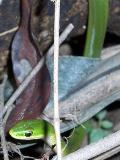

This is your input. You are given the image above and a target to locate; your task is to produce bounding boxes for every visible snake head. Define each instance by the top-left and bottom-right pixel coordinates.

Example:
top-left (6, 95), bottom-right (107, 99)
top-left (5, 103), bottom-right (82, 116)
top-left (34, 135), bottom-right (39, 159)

top-left (9, 119), bottom-right (56, 146)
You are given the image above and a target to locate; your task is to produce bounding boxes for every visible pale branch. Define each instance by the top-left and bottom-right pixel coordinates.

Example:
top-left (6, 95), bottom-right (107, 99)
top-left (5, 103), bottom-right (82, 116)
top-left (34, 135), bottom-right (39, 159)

top-left (47, 23), bottom-right (74, 57)
top-left (0, 75), bottom-right (9, 160)
top-left (53, 0), bottom-right (62, 159)
top-left (0, 122), bottom-right (9, 160)
top-left (93, 145), bottom-right (120, 160)
top-left (0, 26), bottom-right (18, 37)
top-left (0, 0), bottom-right (3, 5)
top-left (101, 45), bottom-right (120, 59)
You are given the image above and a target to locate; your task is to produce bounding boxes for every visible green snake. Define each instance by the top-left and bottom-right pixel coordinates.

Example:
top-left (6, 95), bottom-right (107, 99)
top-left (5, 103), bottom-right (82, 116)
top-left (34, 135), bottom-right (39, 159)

top-left (9, 119), bottom-right (66, 154)
top-left (9, 119), bottom-right (89, 156)
top-left (9, 0), bottom-right (109, 155)
top-left (9, 119), bottom-right (56, 145)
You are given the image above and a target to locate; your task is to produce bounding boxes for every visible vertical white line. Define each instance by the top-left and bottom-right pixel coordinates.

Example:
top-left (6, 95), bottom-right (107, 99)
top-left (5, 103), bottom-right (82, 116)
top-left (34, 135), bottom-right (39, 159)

top-left (53, 0), bottom-right (62, 160)
top-left (0, 0), bottom-right (3, 5)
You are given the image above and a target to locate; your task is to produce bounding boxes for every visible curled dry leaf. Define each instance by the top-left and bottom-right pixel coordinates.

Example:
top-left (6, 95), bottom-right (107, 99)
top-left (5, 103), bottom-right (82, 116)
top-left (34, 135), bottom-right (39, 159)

top-left (5, 0), bottom-right (51, 132)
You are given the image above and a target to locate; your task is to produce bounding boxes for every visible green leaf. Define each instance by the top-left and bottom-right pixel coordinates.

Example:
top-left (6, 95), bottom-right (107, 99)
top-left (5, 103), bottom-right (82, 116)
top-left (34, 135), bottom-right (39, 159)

top-left (83, 0), bottom-right (109, 58)
top-left (95, 110), bottom-right (107, 121)
top-left (100, 120), bottom-right (113, 129)
top-left (89, 128), bottom-right (109, 143)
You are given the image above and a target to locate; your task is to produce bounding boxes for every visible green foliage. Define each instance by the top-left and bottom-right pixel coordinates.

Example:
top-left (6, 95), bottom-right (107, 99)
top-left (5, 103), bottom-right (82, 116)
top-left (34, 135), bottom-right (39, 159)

top-left (100, 120), bottom-right (113, 129)
top-left (89, 110), bottom-right (113, 143)
top-left (89, 128), bottom-right (110, 143)
top-left (83, 0), bottom-right (109, 57)
top-left (95, 110), bottom-right (107, 121)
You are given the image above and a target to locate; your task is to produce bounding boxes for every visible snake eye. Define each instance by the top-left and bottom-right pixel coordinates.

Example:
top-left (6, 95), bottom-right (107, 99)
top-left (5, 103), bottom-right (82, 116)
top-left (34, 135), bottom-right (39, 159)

top-left (24, 131), bottom-right (33, 137)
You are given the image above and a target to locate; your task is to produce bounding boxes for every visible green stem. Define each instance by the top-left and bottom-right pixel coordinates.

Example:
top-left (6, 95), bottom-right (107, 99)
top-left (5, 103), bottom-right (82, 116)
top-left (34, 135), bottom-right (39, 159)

top-left (84, 0), bottom-right (109, 58)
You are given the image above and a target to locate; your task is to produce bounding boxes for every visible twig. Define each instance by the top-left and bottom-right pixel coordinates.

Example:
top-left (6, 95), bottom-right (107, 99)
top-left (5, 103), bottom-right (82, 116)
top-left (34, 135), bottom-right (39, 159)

top-left (0, 26), bottom-right (18, 37)
top-left (8, 142), bottom-right (24, 160)
top-left (0, 122), bottom-right (9, 160)
top-left (1, 23), bottom-right (74, 120)
top-left (101, 45), bottom-right (120, 59)
top-left (93, 145), bottom-right (120, 160)
top-left (0, 76), bottom-right (9, 160)
top-left (47, 23), bottom-right (74, 57)
top-left (53, 0), bottom-right (62, 160)
top-left (0, 0), bottom-right (3, 5)
top-left (62, 130), bottom-right (120, 160)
